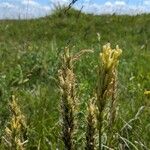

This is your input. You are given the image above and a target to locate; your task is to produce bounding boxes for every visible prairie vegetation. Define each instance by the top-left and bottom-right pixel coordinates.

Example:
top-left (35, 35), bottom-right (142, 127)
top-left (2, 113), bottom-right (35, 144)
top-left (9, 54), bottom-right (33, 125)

top-left (0, 8), bottom-right (150, 149)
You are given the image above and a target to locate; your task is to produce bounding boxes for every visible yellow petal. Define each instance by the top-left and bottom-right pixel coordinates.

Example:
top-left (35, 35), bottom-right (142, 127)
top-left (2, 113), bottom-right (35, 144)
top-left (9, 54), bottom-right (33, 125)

top-left (144, 91), bottom-right (150, 95)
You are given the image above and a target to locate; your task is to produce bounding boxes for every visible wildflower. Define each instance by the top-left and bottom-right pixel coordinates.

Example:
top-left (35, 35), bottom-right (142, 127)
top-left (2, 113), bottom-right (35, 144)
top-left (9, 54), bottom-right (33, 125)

top-left (100, 43), bottom-right (122, 70)
top-left (144, 90), bottom-right (150, 95)
top-left (97, 43), bottom-right (122, 150)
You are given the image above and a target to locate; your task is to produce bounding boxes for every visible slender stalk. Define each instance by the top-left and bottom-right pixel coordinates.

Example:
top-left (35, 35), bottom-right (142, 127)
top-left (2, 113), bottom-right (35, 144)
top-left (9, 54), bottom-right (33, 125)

top-left (107, 70), bottom-right (118, 147)
top-left (97, 69), bottom-right (110, 150)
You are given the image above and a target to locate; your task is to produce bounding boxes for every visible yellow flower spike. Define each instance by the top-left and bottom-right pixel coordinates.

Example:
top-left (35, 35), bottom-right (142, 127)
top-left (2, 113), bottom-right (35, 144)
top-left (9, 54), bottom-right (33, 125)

top-left (144, 90), bottom-right (150, 95)
top-left (107, 58), bottom-right (114, 70)
top-left (97, 43), bottom-right (122, 149)
top-left (104, 44), bottom-right (111, 57)
top-left (100, 43), bottom-right (122, 70)
top-left (115, 46), bottom-right (122, 57)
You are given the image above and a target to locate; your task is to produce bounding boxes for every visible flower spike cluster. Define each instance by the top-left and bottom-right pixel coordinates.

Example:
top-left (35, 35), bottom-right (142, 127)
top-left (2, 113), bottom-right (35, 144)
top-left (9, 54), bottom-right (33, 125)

top-left (100, 43), bottom-right (122, 70)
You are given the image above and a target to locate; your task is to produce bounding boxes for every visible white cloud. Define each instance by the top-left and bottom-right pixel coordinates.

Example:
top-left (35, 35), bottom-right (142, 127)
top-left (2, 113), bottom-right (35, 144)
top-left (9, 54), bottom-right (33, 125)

top-left (0, 2), bottom-right (15, 8)
top-left (144, 0), bottom-right (150, 5)
top-left (115, 1), bottom-right (126, 6)
top-left (0, 0), bottom-right (52, 19)
top-left (77, 0), bottom-right (150, 15)
top-left (43, 6), bottom-right (51, 11)
top-left (22, 0), bottom-right (40, 7)
top-left (104, 1), bottom-right (113, 7)
top-left (50, 0), bottom-right (70, 5)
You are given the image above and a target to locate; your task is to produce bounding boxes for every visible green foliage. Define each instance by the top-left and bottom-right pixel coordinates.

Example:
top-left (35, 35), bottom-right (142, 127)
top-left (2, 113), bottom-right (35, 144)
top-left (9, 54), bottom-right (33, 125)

top-left (0, 8), bottom-right (150, 149)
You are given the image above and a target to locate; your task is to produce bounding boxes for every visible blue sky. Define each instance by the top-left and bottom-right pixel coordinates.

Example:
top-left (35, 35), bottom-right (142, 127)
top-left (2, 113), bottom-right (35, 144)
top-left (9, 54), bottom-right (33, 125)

top-left (0, 0), bottom-right (150, 19)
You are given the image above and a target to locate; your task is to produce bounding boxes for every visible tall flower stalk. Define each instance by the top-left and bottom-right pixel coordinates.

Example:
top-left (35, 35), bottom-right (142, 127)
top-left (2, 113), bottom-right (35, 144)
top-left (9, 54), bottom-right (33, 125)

top-left (96, 43), bottom-right (122, 150)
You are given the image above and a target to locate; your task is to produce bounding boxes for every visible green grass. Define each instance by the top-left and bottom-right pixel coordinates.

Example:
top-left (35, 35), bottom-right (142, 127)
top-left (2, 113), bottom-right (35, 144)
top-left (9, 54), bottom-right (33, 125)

top-left (0, 8), bottom-right (150, 149)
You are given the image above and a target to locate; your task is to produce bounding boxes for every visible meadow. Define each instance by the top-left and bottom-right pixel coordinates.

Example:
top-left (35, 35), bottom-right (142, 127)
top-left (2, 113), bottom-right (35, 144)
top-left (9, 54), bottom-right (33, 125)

top-left (0, 8), bottom-right (150, 149)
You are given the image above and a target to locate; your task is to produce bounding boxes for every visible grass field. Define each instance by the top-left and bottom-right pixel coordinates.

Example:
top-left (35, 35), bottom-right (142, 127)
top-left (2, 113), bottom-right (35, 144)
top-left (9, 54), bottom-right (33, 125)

top-left (0, 8), bottom-right (150, 149)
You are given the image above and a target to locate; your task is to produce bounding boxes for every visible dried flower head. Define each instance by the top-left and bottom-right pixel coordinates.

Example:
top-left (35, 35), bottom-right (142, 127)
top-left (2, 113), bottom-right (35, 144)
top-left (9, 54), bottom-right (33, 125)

top-left (2, 95), bottom-right (27, 150)
top-left (58, 47), bottom-right (76, 150)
